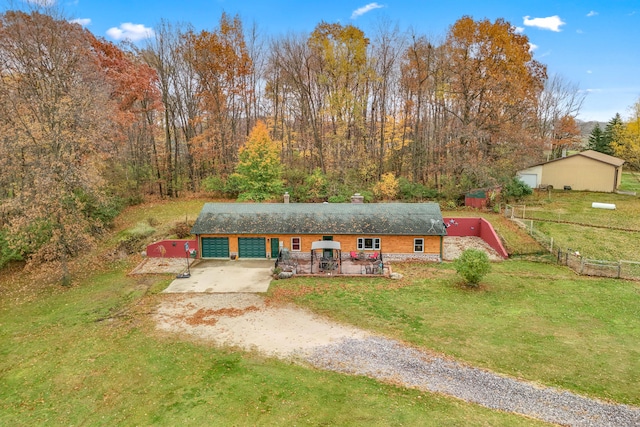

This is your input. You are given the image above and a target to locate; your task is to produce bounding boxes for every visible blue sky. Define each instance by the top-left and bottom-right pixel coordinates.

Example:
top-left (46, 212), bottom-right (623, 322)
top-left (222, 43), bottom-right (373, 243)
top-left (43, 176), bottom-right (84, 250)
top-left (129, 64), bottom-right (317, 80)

top-left (11, 0), bottom-right (640, 122)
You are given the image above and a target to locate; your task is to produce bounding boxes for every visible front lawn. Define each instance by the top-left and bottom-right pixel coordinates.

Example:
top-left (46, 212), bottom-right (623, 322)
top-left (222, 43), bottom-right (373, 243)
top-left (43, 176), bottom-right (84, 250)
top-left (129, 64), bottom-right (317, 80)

top-left (268, 260), bottom-right (640, 406)
top-left (0, 199), bottom-right (552, 426)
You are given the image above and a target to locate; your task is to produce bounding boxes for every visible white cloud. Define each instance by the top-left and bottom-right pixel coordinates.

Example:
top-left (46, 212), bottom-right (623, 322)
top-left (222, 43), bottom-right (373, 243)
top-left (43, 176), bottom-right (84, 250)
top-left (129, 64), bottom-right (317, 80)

top-left (24, 0), bottom-right (56, 6)
top-left (106, 23), bottom-right (155, 42)
top-left (351, 2), bottom-right (384, 19)
top-left (515, 26), bottom-right (525, 34)
top-left (587, 11), bottom-right (598, 17)
top-left (587, 70), bottom-right (592, 74)
top-left (523, 15), bottom-right (565, 32)
top-left (528, 43), bottom-right (538, 52)
top-left (70, 18), bottom-right (91, 27)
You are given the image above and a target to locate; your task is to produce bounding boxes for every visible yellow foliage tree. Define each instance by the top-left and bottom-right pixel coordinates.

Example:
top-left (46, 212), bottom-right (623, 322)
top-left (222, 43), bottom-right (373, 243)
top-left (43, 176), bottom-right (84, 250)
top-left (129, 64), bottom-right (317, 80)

top-left (233, 121), bottom-right (283, 201)
top-left (373, 172), bottom-right (399, 201)
top-left (612, 100), bottom-right (640, 170)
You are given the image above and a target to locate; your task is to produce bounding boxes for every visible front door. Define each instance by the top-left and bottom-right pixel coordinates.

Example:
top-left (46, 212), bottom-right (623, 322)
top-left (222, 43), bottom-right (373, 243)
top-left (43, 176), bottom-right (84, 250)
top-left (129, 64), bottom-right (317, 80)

top-left (322, 236), bottom-right (333, 259)
top-left (270, 238), bottom-right (280, 258)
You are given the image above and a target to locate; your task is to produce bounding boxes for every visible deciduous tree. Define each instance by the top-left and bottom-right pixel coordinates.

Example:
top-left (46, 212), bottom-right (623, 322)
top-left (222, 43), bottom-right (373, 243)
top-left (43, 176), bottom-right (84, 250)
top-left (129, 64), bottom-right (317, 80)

top-left (612, 102), bottom-right (640, 169)
top-left (188, 13), bottom-right (252, 176)
top-left (442, 17), bottom-right (546, 186)
top-left (0, 11), bottom-right (121, 283)
top-left (233, 121), bottom-right (283, 201)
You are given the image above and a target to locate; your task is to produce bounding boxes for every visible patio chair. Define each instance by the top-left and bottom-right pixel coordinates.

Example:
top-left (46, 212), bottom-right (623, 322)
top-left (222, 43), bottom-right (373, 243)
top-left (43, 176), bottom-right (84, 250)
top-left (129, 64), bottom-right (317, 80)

top-left (350, 251), bottom-right (359, 261)
top-left (368, 252), bottom-right (379, 261)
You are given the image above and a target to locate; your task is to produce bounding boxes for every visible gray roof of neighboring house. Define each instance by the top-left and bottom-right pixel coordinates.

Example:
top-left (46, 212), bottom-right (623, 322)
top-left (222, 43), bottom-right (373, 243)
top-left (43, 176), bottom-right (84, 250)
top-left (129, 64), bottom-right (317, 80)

top-left (191, 202), bottom-right (447, 236)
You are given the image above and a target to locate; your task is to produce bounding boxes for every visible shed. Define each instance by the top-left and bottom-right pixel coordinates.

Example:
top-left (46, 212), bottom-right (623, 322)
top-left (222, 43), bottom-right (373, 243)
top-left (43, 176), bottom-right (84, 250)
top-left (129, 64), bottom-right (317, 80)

top-left (464, 187), bottom-right (500, 209)
top-left (517, 150), bottom-right (624, 192)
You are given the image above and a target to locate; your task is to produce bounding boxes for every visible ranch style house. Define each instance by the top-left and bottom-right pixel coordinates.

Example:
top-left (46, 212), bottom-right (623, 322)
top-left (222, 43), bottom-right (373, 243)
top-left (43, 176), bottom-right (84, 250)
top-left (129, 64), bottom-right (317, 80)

top-left (190, 202), bottom-right (448, 264)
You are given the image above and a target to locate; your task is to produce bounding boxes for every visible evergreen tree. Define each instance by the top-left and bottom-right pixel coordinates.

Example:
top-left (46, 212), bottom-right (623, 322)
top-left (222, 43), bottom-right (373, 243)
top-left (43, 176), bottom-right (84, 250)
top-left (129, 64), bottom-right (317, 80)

top-left (587, 123), bottom-right (606, 152)
top-left (601, 113), bottom-right (625, 156)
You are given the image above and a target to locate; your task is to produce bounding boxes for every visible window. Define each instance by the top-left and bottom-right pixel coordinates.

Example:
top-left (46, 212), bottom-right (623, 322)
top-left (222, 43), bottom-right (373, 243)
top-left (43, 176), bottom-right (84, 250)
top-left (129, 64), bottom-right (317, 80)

top-left (357, 237), bottom-right (380, 250)
top-left (291, 237), bottom-right (301, 251)
top-left (414, 238), bottom-right (424, 253)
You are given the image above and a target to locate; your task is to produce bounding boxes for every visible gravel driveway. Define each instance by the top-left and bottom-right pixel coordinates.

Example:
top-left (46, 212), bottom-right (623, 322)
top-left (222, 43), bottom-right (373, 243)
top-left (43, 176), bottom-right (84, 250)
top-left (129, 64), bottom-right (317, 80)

top-left (155, 293), bottom-right (640, 427)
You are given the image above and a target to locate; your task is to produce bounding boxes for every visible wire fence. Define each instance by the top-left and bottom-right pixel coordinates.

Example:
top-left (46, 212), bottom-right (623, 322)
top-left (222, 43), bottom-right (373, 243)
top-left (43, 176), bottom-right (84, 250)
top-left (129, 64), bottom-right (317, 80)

top-left (505, 205), bottom-right (640, 281)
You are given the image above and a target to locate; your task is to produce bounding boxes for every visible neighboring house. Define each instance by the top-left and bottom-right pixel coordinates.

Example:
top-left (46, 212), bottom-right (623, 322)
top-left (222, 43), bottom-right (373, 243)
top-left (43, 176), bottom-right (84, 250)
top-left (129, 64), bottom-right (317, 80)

top-left (191, 202), bottom-right (448, 262)
top-left (517, 150), bottom-right (625, 192)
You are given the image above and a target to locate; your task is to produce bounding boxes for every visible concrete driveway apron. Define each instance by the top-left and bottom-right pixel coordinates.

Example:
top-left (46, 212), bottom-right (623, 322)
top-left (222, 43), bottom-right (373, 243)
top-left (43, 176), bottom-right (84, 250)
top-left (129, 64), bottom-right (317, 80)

top-left (163, 259), bottom-right (273, 293)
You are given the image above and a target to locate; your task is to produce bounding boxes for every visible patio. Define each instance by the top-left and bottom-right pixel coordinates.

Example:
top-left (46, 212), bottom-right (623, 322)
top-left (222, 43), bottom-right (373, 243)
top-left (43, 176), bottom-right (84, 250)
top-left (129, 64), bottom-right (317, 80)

top-left (276, 243), bottom-right (387, 276)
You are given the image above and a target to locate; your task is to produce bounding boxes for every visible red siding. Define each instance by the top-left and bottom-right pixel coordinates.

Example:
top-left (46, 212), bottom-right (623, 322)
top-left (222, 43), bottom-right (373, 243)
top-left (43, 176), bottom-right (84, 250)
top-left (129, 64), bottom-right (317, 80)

top-left (464, 196), bottom-right (487, 209)
top-left (443, 217), bottom-right (508, 258)
top-left (146, 239), bottom-right (198, 258)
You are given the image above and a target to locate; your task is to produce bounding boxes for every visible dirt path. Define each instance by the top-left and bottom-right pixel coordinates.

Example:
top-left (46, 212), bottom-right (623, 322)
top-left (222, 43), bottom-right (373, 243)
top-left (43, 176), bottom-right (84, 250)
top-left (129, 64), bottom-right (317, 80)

top-left (155, 293), bottom-right (370, 358)
top-left (154, 293), bottom-right (640, 426)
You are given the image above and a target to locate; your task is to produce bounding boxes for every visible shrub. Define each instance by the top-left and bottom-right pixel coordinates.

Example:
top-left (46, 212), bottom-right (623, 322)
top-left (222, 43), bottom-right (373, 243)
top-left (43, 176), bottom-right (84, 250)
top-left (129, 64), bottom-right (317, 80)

top-left (453, 249), bottom-right (491, 287)
top-left (117, 222), bottom-right (156, 254)
top-left (0, 229), bottom-right (23, 268)
top-left (303, 168), bottom-right (329, 202)
top-left (171, 221), bottom-right (194, 239)
top-left (201, 175), bottom-right (226, 195)
top-left (223, 174), bottom-right (243, 199)
top-left (503, 177), bottom-right (533, 201)
top-left (328, 194), bottom-right (348, 203)
top-left (398, 177), bottom-right (439, 201)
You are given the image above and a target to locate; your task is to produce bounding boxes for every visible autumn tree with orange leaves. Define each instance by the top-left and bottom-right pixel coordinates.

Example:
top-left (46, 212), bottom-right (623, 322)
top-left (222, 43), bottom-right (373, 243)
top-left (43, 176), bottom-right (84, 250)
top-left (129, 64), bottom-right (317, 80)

top-left (0, 11), bottom-right (127, 282)
top-left (441, 16), bottom-right (547, 186)
top-left (188, 13), bottom-right (253, 176)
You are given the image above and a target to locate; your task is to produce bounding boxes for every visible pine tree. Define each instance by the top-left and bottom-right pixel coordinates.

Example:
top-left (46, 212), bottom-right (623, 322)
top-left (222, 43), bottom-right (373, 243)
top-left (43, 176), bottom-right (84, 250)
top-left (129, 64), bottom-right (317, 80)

top-left (601, 114), bottom-right (625, 156)
top-left (587, 123), bottom-right (607, 153)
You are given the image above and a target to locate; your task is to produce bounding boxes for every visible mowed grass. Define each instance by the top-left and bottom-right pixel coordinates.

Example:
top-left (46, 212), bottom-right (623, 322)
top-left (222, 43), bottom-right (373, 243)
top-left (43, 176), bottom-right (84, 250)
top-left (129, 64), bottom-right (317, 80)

top-left (620, 171), bottom-right (640, 193)
top-left (268, 261), bottom-right (640, 406)
top-left (2, 193), bottom-right (638, 425)
top-left (0, 203), bottom-right (551, 426)
top-left (510, 173), bottom-right (640, 261)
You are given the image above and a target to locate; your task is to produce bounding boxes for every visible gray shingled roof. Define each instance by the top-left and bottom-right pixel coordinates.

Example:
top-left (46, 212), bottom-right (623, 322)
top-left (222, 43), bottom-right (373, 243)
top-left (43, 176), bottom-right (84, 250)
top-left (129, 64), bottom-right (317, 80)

top-left (191, 203), bottom-right (447, 236)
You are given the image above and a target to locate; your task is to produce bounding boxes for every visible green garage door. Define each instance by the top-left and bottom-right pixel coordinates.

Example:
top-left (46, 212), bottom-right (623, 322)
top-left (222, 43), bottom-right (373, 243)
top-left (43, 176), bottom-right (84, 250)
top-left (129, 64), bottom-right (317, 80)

top-left (238, 237), bottom-right (266, 258)
top-left (201, 237), bottom-right (229, 258)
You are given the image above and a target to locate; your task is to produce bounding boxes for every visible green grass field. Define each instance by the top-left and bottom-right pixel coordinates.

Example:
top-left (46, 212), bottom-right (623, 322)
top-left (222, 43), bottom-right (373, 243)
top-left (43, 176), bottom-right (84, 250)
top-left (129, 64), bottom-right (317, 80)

top-left (619, 171), bottom-right (640, 193)
top-left (1, 194), bottom-right (639, 425)
top-left (505, 172), bottom-right (640, 261)
top-left (268, 262), bottom-right (640, 406)
top-left (0, 200), bottom-right (554, 426)
top-left (3, 270), bottom-right (543, 426)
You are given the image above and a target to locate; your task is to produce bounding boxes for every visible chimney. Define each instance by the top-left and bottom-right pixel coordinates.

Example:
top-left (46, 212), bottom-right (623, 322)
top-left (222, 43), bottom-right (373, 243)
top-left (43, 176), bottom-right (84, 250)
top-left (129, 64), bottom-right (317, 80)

top-left (351, 193), bottom-right (364, 204)
top-left (284, 192), bottom-right (290, 204)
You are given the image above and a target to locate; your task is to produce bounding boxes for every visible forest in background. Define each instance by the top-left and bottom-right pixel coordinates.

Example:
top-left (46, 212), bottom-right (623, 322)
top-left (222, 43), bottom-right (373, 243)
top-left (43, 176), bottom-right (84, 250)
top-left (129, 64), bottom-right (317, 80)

top-left (1, 7), bottom-right (639, 281)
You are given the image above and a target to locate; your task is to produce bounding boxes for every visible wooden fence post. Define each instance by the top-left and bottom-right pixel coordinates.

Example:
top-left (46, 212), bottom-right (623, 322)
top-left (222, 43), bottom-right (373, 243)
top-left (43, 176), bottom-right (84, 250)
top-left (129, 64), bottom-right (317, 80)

top-left (617, 262), bottom-right (622, 279)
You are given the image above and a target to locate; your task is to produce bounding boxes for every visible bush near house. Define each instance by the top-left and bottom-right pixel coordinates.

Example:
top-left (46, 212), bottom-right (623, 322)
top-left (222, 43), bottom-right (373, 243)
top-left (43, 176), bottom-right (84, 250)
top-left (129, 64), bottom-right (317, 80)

top-left (453, 248), bottom-right (491, 286)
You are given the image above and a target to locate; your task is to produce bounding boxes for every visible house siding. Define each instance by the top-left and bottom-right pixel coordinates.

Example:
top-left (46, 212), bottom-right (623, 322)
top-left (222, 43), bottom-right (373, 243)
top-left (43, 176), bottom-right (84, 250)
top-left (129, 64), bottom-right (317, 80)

top-left (542, 156), bottom-right (618, 192)
top-left (198, 233), bottom-right (442, 259)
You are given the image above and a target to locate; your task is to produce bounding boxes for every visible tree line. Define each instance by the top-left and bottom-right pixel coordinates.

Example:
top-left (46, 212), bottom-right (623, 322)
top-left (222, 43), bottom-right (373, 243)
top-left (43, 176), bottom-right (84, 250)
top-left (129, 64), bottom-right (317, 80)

top-left (1, 8), bottom-right (638, 279)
